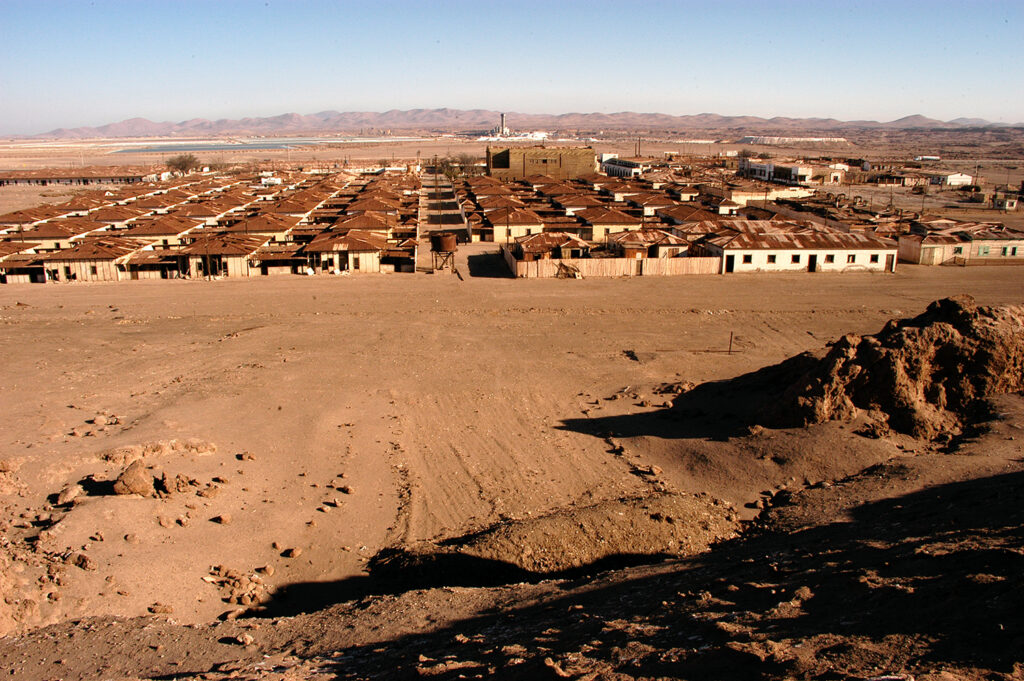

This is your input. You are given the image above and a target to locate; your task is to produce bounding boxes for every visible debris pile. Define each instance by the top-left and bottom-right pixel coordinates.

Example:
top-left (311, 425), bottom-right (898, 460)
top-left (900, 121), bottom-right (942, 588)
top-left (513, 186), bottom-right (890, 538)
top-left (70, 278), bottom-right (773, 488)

top-left (204, 565), bottom-right (272, 609)
top-left (766, 296), bottom-right (1024, 439)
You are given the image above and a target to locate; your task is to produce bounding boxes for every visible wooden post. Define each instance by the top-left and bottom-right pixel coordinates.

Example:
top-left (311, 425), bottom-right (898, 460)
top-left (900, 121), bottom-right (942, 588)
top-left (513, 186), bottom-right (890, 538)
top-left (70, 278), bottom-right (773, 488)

top-left (728, 331), bottom-right (734, 354)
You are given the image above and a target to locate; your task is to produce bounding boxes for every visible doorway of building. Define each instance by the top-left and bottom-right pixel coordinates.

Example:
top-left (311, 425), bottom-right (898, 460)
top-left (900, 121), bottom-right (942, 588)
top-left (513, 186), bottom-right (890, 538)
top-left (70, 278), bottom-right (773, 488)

top-left (808, 254), bottom-right (818, 272)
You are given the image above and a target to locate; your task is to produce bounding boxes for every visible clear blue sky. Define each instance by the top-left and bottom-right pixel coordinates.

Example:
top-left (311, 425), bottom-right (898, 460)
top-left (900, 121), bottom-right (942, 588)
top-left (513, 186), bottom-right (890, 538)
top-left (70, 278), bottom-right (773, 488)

top-left (1, 0), bottom-right (1021, 135)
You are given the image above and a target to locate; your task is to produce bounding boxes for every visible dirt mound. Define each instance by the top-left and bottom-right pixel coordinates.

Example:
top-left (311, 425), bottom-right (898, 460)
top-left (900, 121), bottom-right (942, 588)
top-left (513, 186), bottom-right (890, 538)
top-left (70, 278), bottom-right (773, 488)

top-left (373, 492), bottom-right (739, 579)
top-left (665, 296), bottom-right (1024, 442)
top-left (764, 296), bottom-right (1024, 439)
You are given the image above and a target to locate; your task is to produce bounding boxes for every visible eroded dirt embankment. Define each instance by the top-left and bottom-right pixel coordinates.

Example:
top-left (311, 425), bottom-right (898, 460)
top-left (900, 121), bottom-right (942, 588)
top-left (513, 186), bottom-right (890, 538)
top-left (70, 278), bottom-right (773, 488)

top-left (368, 491), bottom-right (740, 584)
top-left (670, 295), bottom-right (1024, 443)
top-left (766, 295), bottom-right (1024, 439)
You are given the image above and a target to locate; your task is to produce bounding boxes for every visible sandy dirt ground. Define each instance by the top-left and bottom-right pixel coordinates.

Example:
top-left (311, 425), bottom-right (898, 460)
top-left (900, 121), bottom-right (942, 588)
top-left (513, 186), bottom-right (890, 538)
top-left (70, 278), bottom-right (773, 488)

top-left (0, 263), bottom-right (1022, 679)
top-left (0, 262), bottom-right (1021, 633)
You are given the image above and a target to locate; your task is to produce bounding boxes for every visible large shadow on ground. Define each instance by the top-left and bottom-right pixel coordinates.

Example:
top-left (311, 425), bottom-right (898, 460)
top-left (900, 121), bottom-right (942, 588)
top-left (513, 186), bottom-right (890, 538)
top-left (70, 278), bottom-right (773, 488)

top-left (466, 250), bottom-right (513, 278)
top-left (424, 191), bottom-right (455, 201)
top-left (300, 469), bottom-right (1024, 679)
top-left (558, 353), bottom-right (820, 442)
top-left (256, 549), bottom-right (672, 619)
top-left (424, 213), bottom-right (465, 225)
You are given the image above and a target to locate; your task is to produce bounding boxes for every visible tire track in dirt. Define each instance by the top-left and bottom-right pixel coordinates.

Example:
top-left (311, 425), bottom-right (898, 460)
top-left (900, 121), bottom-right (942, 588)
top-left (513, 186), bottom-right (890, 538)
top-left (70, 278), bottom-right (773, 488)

top-left (392, 387), bottom-right (651, 544)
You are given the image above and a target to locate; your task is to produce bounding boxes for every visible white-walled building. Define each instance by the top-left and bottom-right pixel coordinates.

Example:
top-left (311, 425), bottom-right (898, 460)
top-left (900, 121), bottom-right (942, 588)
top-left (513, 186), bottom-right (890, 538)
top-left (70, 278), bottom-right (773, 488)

top-left (601, 158), bottom-right (650, 178)
top-left (929, 172), bottom-right (974, 187)
top-left (691, 221), bottom-right (897, 274)
top-left (738, 158), bottom-right (814, 185)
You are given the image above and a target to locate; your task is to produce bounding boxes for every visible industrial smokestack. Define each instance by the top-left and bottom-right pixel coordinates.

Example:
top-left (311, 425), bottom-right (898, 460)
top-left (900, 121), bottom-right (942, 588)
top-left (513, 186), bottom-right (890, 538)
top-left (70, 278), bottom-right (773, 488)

top-left (500, 113), bottom-right (506, 134)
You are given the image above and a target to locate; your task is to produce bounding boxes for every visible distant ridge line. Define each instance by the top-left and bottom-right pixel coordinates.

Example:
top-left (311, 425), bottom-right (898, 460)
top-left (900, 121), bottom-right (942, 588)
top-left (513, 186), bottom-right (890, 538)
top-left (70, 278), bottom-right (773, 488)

top-left (18, 108), bottom-right (1023, 140)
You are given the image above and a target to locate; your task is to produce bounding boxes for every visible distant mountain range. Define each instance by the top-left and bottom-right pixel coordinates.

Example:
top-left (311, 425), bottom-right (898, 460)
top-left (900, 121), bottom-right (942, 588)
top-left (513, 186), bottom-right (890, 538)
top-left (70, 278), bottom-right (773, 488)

top-left (22, 109), bottom-right (1023, 139)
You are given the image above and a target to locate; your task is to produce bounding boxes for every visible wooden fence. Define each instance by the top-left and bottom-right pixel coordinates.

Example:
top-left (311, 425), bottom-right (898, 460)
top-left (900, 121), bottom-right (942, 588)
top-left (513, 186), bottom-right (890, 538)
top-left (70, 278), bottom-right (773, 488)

top-left (502, 247), bottom-right (721, 278)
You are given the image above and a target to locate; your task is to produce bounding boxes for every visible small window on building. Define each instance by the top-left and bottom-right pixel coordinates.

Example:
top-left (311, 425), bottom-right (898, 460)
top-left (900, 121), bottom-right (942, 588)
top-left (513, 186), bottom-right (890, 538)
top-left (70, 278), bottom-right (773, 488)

top-left (978, 246), bottom-right (990, 256)
top-left (824, 254), bottom-right (835, 263)
top-left (791, 254), bottom-right (800, 264)
top-left (352, 255), bottom-right (360, 270)
top-left (847, 254), bottom-right (856, 263)
top-left (1001, 247), bottom-right (1009, 256)
top-left (953, 246), bottom-right (963, 254)
top-left (742, 254), bottom-right (752, 264)
top-left (767, 254), bottom-right (776, 264)
top-left (870, 254), bottom-right (879, 263)
top-left (90, 265), bottom-right (98, 275)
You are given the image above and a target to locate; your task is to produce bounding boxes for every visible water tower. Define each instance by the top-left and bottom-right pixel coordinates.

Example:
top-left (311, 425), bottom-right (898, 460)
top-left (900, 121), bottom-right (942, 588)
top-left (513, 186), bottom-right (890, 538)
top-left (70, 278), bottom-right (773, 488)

top-left (429, 232), bottom-right (457, 271)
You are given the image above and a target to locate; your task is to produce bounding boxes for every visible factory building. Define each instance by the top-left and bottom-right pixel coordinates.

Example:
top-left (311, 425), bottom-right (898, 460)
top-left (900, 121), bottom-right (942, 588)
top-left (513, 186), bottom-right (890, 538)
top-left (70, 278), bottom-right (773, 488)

top-left (486, 146), bottom-right (597, 181)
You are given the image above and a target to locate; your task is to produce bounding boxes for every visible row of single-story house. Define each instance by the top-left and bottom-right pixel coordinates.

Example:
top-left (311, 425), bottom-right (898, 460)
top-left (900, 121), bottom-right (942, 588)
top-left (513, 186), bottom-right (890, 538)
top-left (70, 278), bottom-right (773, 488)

top-left (501, 220), bottom-right (899, 278)
top-left (0, 169), bottom-right (429, 283)
top-left (690, 222), bottom-right (898, 274)
top-left (0, 227), bottom-right (415, 283)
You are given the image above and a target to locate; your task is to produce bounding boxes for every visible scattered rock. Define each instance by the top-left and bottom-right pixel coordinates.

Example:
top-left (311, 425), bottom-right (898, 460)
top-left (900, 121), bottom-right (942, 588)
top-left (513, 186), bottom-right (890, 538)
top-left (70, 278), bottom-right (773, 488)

top-left (197, 485), bottom-right (220, 498)
top-left (113, 461), bottom-right (155, 497)
top-left (544, 657), bottom-right (573, 678)
top-left (282, 547), bottom-right (302, 558)
top-left (208, 566), bottom-right (270, 606)
top-left (793, 585), bottom-right (814, 601)
top-left (56, 484), bottom-right (83, 506)
top-left (211, 514), bottom-right (232, 525)
top-left (148, 602), bottom-right (174, 614)
top-left (160, 472), bottom-right (199, 495)
top-left (70, 553), bottom-right (97, 571)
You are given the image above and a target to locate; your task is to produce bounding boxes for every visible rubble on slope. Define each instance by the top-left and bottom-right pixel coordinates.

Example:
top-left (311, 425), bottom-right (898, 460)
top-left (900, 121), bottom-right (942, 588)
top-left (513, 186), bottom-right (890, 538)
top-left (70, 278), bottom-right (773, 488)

top-left (766, 295), bottom-right (1024, 440)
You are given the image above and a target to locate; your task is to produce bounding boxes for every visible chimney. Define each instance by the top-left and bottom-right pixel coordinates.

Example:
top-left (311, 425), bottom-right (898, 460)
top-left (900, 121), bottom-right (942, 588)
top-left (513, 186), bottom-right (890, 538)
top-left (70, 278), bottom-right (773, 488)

top-left (500, 113), bottom-right (506, 134)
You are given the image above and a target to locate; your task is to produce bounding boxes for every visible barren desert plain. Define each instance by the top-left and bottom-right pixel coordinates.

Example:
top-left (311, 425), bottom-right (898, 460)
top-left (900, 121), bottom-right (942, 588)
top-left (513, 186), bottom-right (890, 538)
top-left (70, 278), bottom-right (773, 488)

top-left (1, 255), bottom-right (1023, 679)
